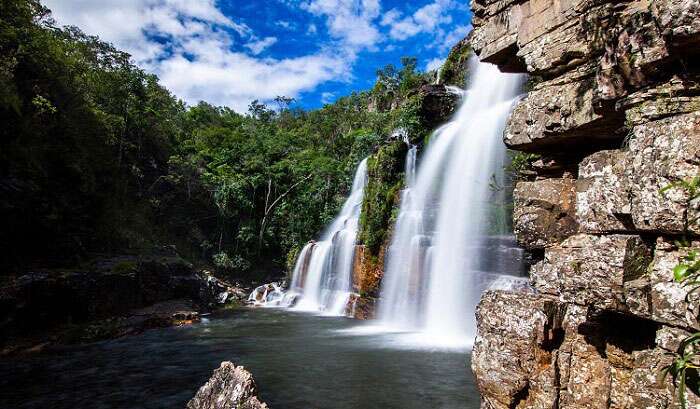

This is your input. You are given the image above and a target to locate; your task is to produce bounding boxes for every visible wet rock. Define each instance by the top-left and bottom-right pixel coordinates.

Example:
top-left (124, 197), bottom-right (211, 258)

top-left (187, 361), bottom-right (268, 409)
top-left (416, 84), bottom-right (459, 131)
top-left (345, 293), bottom-right (376, 320)
top-left (513, 178), bottom-right (579, 249)
top-left (352, 245), bottom-right (383, 298)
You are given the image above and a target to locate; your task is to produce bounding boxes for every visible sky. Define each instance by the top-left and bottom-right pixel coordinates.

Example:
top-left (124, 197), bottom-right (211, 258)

top-left (43, 0), bottom-right (472, 112)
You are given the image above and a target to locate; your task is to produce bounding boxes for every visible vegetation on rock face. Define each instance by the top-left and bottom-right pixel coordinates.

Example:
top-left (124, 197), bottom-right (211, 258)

top-left (438, 38), bottom-right (472, 88)
top-left (0, 0), bottom-right (437, 281)
top-left (358, 141), bottom-right (407, 257)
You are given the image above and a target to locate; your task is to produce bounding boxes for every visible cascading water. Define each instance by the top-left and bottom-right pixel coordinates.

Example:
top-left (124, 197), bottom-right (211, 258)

top-left (377, 58), bottom-right (524, 347)
top-left (276, 158), bottom-right (369, 315)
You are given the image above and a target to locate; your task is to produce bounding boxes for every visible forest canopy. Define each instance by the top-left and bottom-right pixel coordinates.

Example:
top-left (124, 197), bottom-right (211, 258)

top-left (0, 0), bottom-right (434, 279)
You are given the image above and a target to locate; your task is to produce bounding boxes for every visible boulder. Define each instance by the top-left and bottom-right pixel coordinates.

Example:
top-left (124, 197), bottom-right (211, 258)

top-left (471, 290), bottom-right (562, 409)
top-left (513, 178), bottom-right (579, 249)
top-left (187, 362), bottom-right (268, 409)
top-left (416, 84), bottom-right (459, 131)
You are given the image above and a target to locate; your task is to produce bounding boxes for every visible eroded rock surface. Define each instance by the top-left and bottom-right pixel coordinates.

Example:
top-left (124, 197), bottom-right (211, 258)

top-left (471, 0), bottom-right (700, 407)
top-left (187, 362), bottom-right (268, 409)
top-left (513, 178), bottom-right (579, 249)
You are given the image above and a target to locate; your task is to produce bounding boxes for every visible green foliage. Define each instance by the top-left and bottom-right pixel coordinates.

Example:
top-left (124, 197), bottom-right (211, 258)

top-left (0, 0), bottom-right (433, 280)
top-left (674, 250), bottom-right (700, 292)
top-left (506, 151), bottom-right (540, 180)
top-left (371, 57), bottom-right (432, 114)
top-left (438, 40), bottom-right (472, 87)
top-left (358, 141), bottom-right (407, 255)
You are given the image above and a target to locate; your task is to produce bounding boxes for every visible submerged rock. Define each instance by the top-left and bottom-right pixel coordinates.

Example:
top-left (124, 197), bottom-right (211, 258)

top-left (187, 361), bottom-right (268, 409)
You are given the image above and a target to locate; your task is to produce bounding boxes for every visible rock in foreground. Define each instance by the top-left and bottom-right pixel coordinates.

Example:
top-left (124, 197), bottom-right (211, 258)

top-left (188, 362), bottom-right (269, 409)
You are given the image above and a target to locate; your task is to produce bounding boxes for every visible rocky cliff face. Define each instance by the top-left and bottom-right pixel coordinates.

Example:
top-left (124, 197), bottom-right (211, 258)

top-left (470, 0), bottom-right (700, 407)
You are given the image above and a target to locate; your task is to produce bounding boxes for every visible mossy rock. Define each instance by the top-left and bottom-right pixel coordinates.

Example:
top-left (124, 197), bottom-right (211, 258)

top-left (358, 141), bottom-right (407, 255)
top-left (439, 38), bottom-right (472, 88)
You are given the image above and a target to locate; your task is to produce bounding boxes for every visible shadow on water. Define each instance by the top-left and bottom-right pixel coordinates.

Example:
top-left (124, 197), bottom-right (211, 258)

top-left (0, 308), bottom-right (480, 409)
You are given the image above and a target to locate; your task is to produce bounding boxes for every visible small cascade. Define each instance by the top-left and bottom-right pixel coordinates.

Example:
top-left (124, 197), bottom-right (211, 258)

top-left (377, 58), bottom-right (525, 348)
top-left (248, 282), bottom-right (285, 307)
top-left (445, 85), bottom-right (467, 99)
top-left (265, 158), bottom-right (368, 315)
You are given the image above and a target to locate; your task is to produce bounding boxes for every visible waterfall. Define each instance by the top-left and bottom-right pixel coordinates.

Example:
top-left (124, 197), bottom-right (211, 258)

top-left (280, 158), bottom-right (368, 315)
top-left (377, 59), bottom-right (524, 347)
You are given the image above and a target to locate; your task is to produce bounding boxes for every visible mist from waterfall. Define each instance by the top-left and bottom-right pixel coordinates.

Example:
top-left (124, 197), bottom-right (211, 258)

top-left (275, 158), bottom-right (369, 315)
top-left (377, 59), bottom-right (524, 348)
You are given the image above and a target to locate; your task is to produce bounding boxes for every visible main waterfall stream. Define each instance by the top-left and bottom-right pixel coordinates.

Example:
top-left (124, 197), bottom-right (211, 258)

top-left (377, 59), bottom-right (524, 348)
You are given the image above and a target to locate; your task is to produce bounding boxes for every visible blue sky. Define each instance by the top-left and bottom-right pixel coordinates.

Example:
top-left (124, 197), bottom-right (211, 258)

top-left (44, 0), bottom-right (472, 112)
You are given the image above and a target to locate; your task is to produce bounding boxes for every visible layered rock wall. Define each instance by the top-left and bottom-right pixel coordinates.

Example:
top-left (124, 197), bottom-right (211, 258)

top-left (470, 0), bottom-right (700, 407)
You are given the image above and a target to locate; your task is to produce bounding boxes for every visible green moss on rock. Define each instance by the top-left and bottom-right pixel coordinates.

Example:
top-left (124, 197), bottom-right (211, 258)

top-left (358, 141), bottom-right (408, 256)
top-left (439, 38), bottom-right (472, 88)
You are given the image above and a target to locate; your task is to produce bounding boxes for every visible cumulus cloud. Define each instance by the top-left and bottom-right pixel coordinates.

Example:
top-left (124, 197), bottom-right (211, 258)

top-left (43, 0), bottom-right (470, 111)
top-left (426, 57), bottom-right (444, 72)
top-left (43, 0), bottom-right (353, 111)
top-left (321, 92), bottom-right (335, 104)
top-left (301, 0), bottom-right (382, 50)
top-left (244, 37), bottom-right (278, 55)
top-left (382, 0), bottom-right (457, 41)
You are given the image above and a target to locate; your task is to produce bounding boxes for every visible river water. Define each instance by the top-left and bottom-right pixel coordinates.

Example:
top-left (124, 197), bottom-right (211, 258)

top-left (0, 308), bottom-right (479, 409)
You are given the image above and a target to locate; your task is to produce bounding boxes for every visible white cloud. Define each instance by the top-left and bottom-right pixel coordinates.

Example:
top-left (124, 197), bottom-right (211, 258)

top-left (43, 0), bottom-right (353, 111)
top-left (426, 57), bottom-right (444, 72)
top-left (442, 24), bottom-right (472, 49)
top-left (244, 36), bottom-right (278, 55)
top-left (321, 92), bottom-right (335, 104)
top-left (301, 0), bottom-right (382, 49)
top-left (43, 0), bottom-right (470, 111)
top-left (382, 0), bottom-right (456, 41)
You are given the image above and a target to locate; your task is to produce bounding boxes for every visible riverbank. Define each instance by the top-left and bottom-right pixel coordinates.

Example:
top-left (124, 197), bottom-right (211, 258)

top-left (0, 255), bottom-right (250, 356)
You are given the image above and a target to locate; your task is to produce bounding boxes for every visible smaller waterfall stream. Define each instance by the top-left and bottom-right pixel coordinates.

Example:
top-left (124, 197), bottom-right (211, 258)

top-left (253, 158), bottom-right (368, 315)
